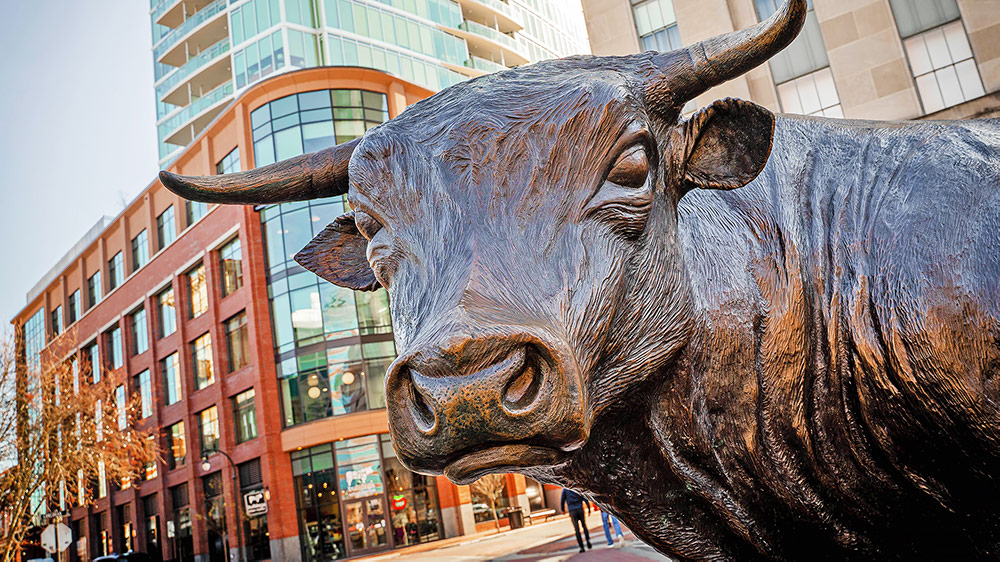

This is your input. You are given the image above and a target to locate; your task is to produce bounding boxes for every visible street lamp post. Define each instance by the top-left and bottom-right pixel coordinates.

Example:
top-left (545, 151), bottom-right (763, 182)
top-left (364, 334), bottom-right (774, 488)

top-left (201, 449), bottom-right (245, 562)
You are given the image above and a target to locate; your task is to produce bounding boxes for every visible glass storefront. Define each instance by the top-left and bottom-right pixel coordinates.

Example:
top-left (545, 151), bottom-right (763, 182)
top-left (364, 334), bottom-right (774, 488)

top-left (254, 89), bottom-right (399, 429)
top-left (292, 434), bottom-right (442, 560)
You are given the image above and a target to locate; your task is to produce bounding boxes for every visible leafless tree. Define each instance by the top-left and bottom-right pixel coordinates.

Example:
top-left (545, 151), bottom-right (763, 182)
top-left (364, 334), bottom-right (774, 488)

top-left (471, 474), bottom-right (508, 532)
top-left (0, 328), bottom-right (157, 562)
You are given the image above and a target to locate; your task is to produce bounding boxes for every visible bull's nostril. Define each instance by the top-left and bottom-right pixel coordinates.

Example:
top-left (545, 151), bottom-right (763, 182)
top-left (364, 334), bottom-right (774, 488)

top-left (403, 367), bottom-right (436, 432)
top-left (502, 349), bottom-right (543, 412)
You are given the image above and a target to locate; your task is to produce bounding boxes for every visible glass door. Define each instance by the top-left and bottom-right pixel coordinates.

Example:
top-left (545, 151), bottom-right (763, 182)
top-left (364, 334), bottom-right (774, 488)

top-left (344, 496), bottom-right (390, 556)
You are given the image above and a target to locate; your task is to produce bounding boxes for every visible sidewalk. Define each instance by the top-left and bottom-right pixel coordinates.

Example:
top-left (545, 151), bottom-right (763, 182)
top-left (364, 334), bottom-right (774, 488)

top-left (359, 511), bottom-right (671, 561)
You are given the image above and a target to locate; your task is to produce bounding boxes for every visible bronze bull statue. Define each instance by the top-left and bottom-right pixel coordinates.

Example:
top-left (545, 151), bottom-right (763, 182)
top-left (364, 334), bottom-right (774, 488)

top-left (160, 0), bottom-right (1000, 558)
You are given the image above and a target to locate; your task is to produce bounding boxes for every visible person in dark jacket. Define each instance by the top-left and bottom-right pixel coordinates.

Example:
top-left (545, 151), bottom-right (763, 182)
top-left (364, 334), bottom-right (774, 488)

top-left (560, 488), bottom-right (592, 552)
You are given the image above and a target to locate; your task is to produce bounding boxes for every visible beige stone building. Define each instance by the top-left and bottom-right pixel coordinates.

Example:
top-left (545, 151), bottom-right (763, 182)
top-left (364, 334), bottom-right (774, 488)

top-left (582, 0), bottom-right (1000, 120)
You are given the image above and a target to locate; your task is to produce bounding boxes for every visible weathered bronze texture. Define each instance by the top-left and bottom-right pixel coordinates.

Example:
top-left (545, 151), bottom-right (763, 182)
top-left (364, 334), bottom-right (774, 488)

top-left (160, 0), bottom-right (1000, 558)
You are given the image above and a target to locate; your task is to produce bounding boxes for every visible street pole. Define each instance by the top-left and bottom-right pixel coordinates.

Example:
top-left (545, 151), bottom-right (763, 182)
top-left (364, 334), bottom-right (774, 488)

top-left (201, 450), bottom-right (245, 562)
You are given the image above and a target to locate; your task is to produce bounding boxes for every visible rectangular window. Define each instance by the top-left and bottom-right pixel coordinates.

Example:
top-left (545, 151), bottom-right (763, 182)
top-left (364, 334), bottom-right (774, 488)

top-left (87, 271), bottom-right (102, 309)
top-left (132, 230), bottom-right (149, 272)
top-left (191, 333), bottom-right (215, 390)
top-left (890, 0), bottom-right (961, 38)
top-left (216, 147), bottom-right (241, 174)
top-left (776, 67), bottom-right (844, 117)
top-left (136, 370), bottom-right (152, 419)
top-left (233, 388), bottom-right (258, 443)
top-left (156, 206), bottom-right (176, 251)
top-left (131, 307), bottom-right (148, 355)
top-left (115, 385), bottom-right (127, 429)
top-left (105, 325), bottom-right (123, 370)
top-left (161, 353), bottom-right (182, 405)
top-left (108, 252), bottom-right (124, 291)
top-left (756, 0), bottom-right (831, 83)
top-left (68, 290), bottom-right (81, 324)
top-left (198, 406), bottom-right (220, 456)
top-left (86, 342), bottom-right (101, 383)
top-left (631, 0), bottom-right (681, 51)
top-left (158, 286), bottom-right (176, 338)
top-left (226, 312), bottom-right (251, 372)
top-left (167, 421), bottom-right (186, 469)
top-left (144, 436), bottom-right (159, 480)
top-left (188, 264), bottom-right (208, 318)
top-left (50, 305), bottom-right (63, 336)
top-left (220, 237), bottom-right (244, 297)
top-left (901, 20), bottom-right (985, 114)
top-left (186, 201), bottom-right (209, 226)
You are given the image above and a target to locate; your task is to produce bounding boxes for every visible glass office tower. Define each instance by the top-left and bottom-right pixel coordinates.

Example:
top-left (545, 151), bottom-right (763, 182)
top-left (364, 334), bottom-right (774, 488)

top-left (150, 0), bottom-right (590, 165)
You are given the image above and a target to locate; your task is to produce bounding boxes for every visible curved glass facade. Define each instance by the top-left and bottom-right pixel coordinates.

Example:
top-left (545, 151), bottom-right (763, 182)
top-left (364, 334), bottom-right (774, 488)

top-left (254, 90), bottom-right (396, 428)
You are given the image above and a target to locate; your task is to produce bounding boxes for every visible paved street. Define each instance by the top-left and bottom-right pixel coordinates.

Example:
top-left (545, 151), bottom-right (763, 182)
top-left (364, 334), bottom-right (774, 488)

top-left (362, 512), bottom-right (670, 561)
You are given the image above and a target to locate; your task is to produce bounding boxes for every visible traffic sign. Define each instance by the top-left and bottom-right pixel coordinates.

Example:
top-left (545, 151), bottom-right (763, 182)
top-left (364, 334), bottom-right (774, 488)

top-left (40, 522), bottom-right (72, 553)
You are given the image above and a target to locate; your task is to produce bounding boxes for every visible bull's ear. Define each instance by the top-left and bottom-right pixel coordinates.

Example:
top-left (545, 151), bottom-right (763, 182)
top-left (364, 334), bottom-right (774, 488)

top-left (674, 98), bottom-right (775, 191)
top-left (294, 212), bottom-right (380, 291)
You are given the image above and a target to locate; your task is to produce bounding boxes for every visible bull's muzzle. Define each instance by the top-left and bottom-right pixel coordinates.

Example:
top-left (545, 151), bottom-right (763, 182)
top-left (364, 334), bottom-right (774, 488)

top-left (385, 336), bottom-right (587, 484)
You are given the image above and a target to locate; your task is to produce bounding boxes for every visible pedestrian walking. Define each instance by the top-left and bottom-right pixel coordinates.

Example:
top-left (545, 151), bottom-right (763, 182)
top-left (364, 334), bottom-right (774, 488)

top-left (601, 510), bottom-right (626, 547)
top-left (560, 488), bottom-right (593, 553)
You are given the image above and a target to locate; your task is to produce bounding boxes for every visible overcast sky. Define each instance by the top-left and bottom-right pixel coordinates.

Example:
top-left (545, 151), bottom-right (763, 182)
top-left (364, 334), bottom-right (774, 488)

top-left (0, 1), bottom-right (159, 328)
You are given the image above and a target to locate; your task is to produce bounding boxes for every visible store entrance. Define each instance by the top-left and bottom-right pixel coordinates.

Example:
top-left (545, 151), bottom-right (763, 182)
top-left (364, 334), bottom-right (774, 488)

top-left (344, 496), bottom-right (391, 557)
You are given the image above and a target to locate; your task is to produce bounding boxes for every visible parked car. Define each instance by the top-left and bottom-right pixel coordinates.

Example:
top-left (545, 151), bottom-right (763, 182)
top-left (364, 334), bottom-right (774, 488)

top-left (93, 552), bottom-right (153, 562)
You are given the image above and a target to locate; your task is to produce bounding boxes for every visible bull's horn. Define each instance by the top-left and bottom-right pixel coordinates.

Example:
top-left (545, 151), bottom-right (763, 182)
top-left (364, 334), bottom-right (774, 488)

top-left (159, 137), bottom-right (361, 204)
top-left (646, 0), bottom-right (807, 110)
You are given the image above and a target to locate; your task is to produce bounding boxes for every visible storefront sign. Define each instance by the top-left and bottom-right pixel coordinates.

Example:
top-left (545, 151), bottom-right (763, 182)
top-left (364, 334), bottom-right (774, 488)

top-left (244, 490), bottom-right (268, 517)
top-left (391, 494), bottom-right (407, 511)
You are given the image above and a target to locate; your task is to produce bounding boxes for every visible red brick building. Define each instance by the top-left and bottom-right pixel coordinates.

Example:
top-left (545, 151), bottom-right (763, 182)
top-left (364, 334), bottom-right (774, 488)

top-left (12, 66), bottom-right (559, 562)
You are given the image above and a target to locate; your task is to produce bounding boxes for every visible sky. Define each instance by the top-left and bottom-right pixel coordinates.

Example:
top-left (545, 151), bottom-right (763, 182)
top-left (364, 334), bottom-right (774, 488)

top-left (0, 1), bottom-right (159, 328)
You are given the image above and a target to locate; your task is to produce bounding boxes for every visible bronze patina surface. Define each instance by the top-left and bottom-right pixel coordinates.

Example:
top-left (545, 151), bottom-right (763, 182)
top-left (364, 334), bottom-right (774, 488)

top-left (160, 1), bottom-right (1000, 558)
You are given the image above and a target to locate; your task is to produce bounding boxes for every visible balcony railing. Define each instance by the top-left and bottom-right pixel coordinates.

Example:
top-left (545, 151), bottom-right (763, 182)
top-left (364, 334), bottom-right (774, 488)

top-left (155, 38), bottom-right (230, 99)
top-left (458, 19), bottom-right (523, 54)
top-left (469, 0), bottom-right (521, 26)
top-left (151, 0), bottom-right (179, 20)
top-left (153, 0), bottom-right (227, 61)
top-left (157, 80), bottom-right (234, 139)
top-left (467, 55), bottom-right (505, 73)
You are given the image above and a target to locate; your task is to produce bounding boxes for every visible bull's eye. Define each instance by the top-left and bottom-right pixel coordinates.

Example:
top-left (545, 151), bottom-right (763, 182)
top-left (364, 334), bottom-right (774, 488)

top-left (606, 145), bottom-right (649, 188)
top-left (354, 211), bottom-right (382, 240)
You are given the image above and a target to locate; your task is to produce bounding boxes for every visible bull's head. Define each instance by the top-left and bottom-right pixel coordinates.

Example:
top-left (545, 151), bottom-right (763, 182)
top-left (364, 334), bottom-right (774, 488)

top-left (161, 0), bottom-right (805, 484)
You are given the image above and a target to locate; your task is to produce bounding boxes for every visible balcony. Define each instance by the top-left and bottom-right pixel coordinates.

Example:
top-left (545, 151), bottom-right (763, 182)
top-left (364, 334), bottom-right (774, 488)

top-left (442, 19), bottom-right (528, 66)
top-left (158, 81), bottom-right (234, 147)
top-left (455, 0), bottom-right (522, 33)
top-left (156, 38), bottom-right (231, 106)
top-left (153, 0), bottom-right (219, 28)
top-left (153, 0), bottom-right (228, 66)
top-left (443, 54), bottom-right (508, 78)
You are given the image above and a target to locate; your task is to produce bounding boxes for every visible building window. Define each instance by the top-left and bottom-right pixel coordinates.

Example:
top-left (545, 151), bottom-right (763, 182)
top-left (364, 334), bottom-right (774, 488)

top-left (631, 0), bottom-right (682, 52)
top-left (115, 385), bottom-right (127, 429)
top-left (203, 471), bottom-right (227, 558)
top-left (890, 0), bottom-right (961, 38)
top-left (220, 237), bottom-right (243, 297)
top-left (131, 307), bottom-right (149, 355)
top-left (188, 264), bottom-right (208, 318)
top-left (167, 421), bottom-right (186, 469)
top-left (158, 286), bottom-right (176, 337)
top-left (142, 493), bottom-right (160, 556)
top-left (105, 325), bottom-right (123, 370)
top-left (776, 67), bottom-right (844, 117)
top-left (192, 333), bottom-right (215, 390)
top-left (186, 201), bottom-right (209, 227)
top-left (132, 229), bottom-right (149, 272)
top-left (216, 147), bottom-right (241, 174)
top-left (171, 484), bottom-right (194, 560)
top-left (108, 252), bottom-right (124, 291)
top-left (162, 353), bottom-right (182, 405)
top-left (899, 19), bottom-right (985, 114)
top-left (68, 290), bottom-right (81, 324)
top-left (144, 435), bottom-right (159, 480)
top-left (226, 312), bottom-right (251, 373)
top-left (85, 342), bottom-right (101, 383)
top-left (238, 458), bottom-right (271, 560)
top-left (50, 305), bottom-right (63, 336)
top-left (233, 388), bottom-right (258, 443)
top-left (198, 406), bottom-right (221, 456)
top-left (87, 271), bottom-right (102, 309)
top-left (136, 370), bottom-right (153, 419)
top-left (156, 206), bottom-right (176, 251)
